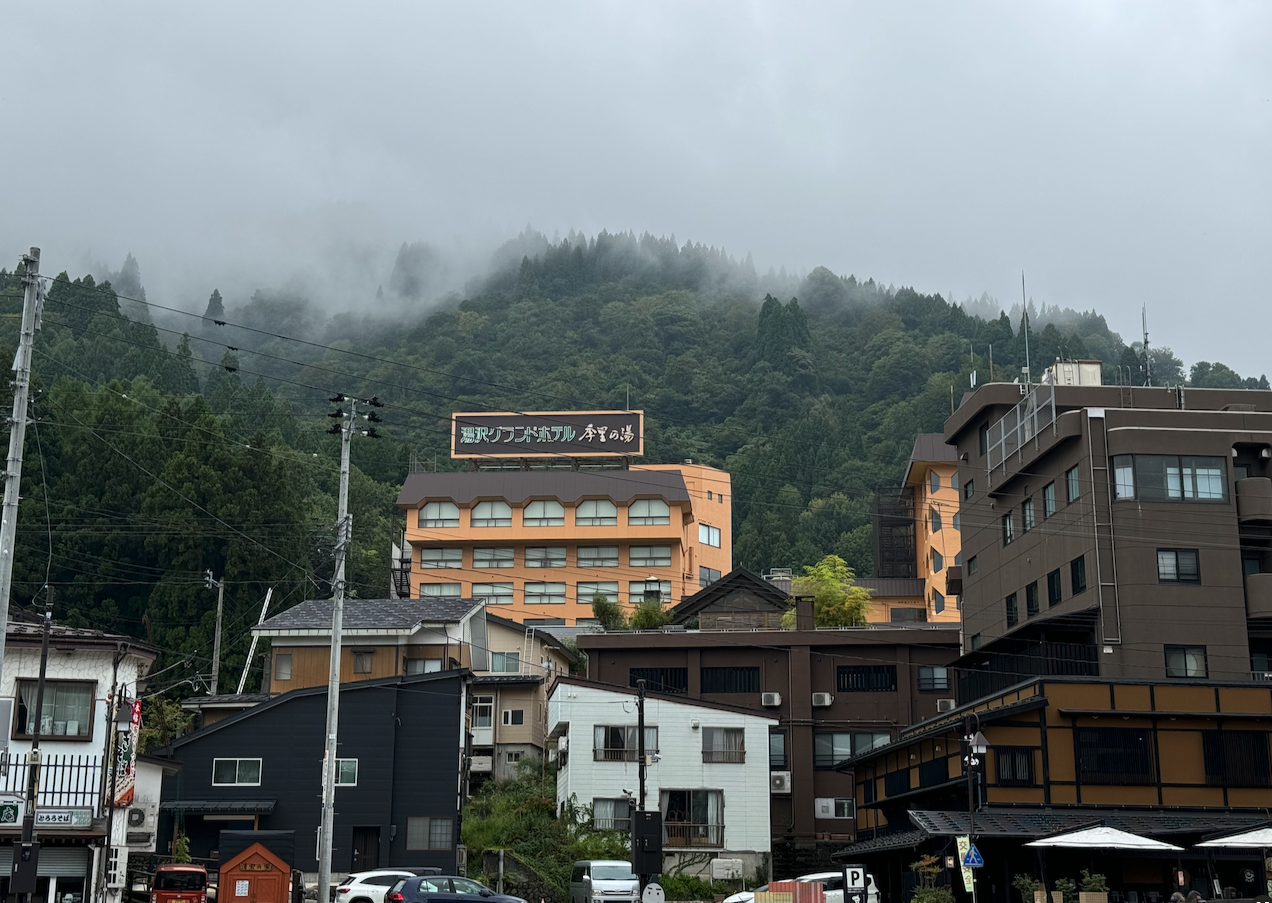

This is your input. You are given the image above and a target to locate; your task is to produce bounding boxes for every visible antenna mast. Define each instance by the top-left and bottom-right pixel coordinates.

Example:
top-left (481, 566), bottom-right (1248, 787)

top-left (1142, 304), bottom-right (1153, 387)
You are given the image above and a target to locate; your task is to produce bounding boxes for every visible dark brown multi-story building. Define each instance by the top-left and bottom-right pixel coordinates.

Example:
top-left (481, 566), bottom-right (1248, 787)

top-left (946, 379), bottom-right (1272, 695)
top-left (576, 570), bottom-right (961, 874)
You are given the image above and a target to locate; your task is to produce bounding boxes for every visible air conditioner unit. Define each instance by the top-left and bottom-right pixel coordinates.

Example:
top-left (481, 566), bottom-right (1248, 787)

top-left (937, 698), bottom-right (957, 713)
top-left (811, 692), bottom-right (833, 707)
top-left (770, 771), bottom-right (792, 794)
top-left (761, 692), bottom-right (782, 707)
top-left (127, 808), bottom-right (146, 827)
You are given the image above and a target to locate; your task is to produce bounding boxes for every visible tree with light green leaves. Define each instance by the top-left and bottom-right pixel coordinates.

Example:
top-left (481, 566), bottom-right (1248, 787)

top-left (781, 554), bottom-right (872, 628)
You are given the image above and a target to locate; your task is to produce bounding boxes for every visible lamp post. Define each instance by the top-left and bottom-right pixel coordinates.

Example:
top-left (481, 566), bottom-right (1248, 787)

top-left (963, 720), bottom-right (988, 903)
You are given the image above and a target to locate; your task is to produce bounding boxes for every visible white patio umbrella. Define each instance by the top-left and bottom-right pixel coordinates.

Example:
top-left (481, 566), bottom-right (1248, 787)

top-left (1197, 826), bottom-right (1272, 848)
top-left (1025, 826), bottom-right (1184, 851)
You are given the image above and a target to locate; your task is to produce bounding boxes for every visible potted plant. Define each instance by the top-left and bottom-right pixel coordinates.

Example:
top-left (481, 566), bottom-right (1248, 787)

top-left (1055, 878), bottom-right (1078, 903)
top-left (1012, 874), bottom-right (1043, 903)
top-left (1078, 870), bottom-right (1109, 903)
top-left (909, 855), bottom-right (955, 903)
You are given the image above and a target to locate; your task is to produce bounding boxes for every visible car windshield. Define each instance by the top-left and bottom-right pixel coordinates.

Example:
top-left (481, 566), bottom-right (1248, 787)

top-left (155, 873), bottom-right (207, 891)
top-left (592, 867), bottom-right (635, 881)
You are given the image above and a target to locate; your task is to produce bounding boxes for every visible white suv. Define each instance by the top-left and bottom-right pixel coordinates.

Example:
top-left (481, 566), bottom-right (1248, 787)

top-left (336, 872), bottom-right (418, 903)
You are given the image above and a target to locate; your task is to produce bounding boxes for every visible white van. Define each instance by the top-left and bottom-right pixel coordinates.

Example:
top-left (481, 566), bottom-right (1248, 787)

top-left (722, 871), bottom-right (880, 903)
top-left (569, 861), bottom-right (640, 903)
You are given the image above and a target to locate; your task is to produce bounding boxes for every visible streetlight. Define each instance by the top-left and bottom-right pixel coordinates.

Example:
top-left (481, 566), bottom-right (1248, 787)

top-left (964, 720), bottom-right (989, 903)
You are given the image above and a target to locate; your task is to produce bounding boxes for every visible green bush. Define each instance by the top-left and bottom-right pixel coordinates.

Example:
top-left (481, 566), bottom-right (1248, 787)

top-left (1055, 878), bottom-right (1078, 903)
top-left (1012, 875), bottom-right (1042, 903)
top-left (655, 874), bottom-right (716, 901)
top-left (1079, 872), bottom-right (1108, 894)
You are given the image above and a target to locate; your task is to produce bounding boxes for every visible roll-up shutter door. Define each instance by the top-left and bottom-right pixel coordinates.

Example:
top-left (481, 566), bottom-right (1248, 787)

top-left (0, 844), bottom-right (92, 876)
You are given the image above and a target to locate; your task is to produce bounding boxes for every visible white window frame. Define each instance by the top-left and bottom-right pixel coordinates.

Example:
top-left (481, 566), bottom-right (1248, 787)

top-left (629, 546), bottom-right (672, 567)
top-left (473, 547), bottom-right (515, 568)
top-left (524, 500), bottom-right (566, 527)
top-left (491, 651), bottom-right (521, 673)
top-left (578, 546), bottom-right (620, 567)
top-left (576, 499), bottom-right (619, 526)
top-left (419, 582), bottom-right (462, 599)
top-left (525, 547), bottom-right (568, 568)
top-left (471, 500), bottom-right (513, 527)
top-left (577, 581), bottom-right (620, 603)
top-left (833, 798), bottom-right (854, 819)
top-left (335, 758), bottom-right (358, 786)
top-left (472, 582), bottom-right (514, 605)
top-left (419, 547), bottom-right (463, 569)
top-left (629, 580), bottom-right (670, 605)
top-left (698, 524), bottom-right (721, 548)
top-left (212, 758), bottom-right (262, 787)
top-left (628, 498), bottom-right (671, 525)
top-left (502, 709), bottom-right (525, 726)
top-left (273, 653), bottom-right (292, 681)
top-left (419, 501), bottom-right (460, 528)
top-left (525, 582), bottom-right (567, 604)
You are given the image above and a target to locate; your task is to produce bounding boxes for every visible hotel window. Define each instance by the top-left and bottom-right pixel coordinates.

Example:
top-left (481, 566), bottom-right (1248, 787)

top-left (630, 546), bottom-right (672, 567)
top-left (471, 582), bottom-right (514, 605)
top-left (273, 654), bottom-right (292, 681)
top-left (1005, 592), bottom-right (1018, 627)
top-left (526, 546), bottom-right (567, 568)
top-left (212, 758), bottom-right (262, 786)
top-left (472, 500), bottom-right (512, 527)
top-left (930, 472), bottom-right (940, 494)
top-left (931, 549), bottom-right (943, 572)
top-left (404, 658), bottom-right (441, 675)
top-left (1158, 549), bottom-right (1201, 584)
top-left (15, 680), bottom-right (93, 739)
top-left (932, 589), bottom-right (945, 614)
top-left (1110, 455), bottom-right (1228, 502)
top-left (707, 490), bottom-right (713, 500)
top-left (419, 547), bottom-right (463, 569)
top-left (698, 524), bottom-right (721, 548)
top-left (1022, 499), bottom-right (1035, 533)
top-left (577, 581), bottom-right (620, 603)
top-left (964, 479), bottom-right (974, 500)
top-left (629, 580), bottom-right (671, 604)
top-left (628, 498), bottom-right (671, 525)
top-left (891, 607), bottom-right (927, 623)
top-left (1025, 581), bottom-right (1039, 617)
top-left (524, 500), bottom-right (565, 526)
top-left (1066, 465), bottom-right (1081, 503)
top-left (952, 513), bottom-right (960, 531)
top-left (1165, 645), bottom-right (1207, 678)
top-left (1001, 511), bottom-right (1015, 546)
top-left (419, 583), bottom-right (461, 599)
top-left (353, 651), bottom-right (374, 674)
top-left (1071, 555), bottom-right (1087, 594)
top-left (578, 546), bottom-right (619, 567)
top-left (473, 547), bottom-right (514, 568)
top-left (1047, 569), bottom-right (1062, 606)
top-left (951, 473), bottom-right (958, 491)
top-left (576, 499), bottom-right (618, 526)
top-left (419, 501), bottom-right (459, 528)
top-left (966, 555), bottom-right (978, 575)
top-left (769, 731), bottom-right (786, 769)
top-left (814, 732), bottom-right (889, 768)
top-left (406, 816), bottom-right (453, 851)
top-left (978, 423), bottom-right (989, 456)
top-left (1043, 482), bottom-right (1056, 518)
top-left (524, 582), bottom-right (566, 604)
top-left (699, 566), bottom-right (722, 587)
top-left (930, 507), bottom-right (942, 532)
top-left (1075, 726), bottom-right (1155, 785)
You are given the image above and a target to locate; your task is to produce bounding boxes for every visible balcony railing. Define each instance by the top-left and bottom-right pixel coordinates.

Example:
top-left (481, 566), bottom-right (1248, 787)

top-left (1253, 671), bottom-right (1272, 682)
top-left (0, 754), bottom-right (103, 812)
top-left (595, 817), bottom-right (631, 832)
top-left (664, 822), bottom-right (724, 848)
top-left (390, 558), bottom-right (412, 597)
top-left (594, 748), bottom-right (659, 762)
top-left (987, 382), bottom-right (1056, 474)
top-left (701, 749), bottom-right (745, 764)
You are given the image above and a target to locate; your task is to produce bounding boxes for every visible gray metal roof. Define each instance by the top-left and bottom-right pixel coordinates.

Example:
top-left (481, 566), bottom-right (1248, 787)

top-left (397, 468), bottom-right (690, 508)
top-left (907, 808), bottom-right (1263, 838)
top-left (255, 597), bottom-right (483, 635)
top-left (160, 799), bottom-right (276, 814)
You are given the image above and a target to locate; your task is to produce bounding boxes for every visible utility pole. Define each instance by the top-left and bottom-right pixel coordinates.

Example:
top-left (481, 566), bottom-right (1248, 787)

top-left (316, 395), bottom-right (380, 903)
top-left (206, 572), bottom-right (226, 695)
top-left (0, 248), bottom-right (44, 687)
top-left (17, 586), bottom-right (53, 903)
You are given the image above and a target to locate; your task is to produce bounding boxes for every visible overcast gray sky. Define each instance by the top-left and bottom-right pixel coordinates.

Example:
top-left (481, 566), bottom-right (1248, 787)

top-left (3, 2), bottom-right (1269, 373)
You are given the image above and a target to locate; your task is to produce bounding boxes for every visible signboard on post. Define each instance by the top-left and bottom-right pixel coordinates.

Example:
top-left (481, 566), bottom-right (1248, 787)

top-left (843, 864), bottom-right (867, 903)
top-left (451, 411), bottom-right (644, 459)
top-left (955, 836), bottom-right (974, 893)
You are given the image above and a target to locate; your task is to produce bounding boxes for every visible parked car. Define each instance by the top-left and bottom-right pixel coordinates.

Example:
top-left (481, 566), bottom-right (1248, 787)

top-left (722, 872), bottom-right (880, 903)
top-left (336, 871), bottom-right (419, 903)
top-left (569, 861), bottom-right (639, 903)
top-left (387, 876), bottom-right (526, 903)
top-left (151, 865), bottom-right (209, 903)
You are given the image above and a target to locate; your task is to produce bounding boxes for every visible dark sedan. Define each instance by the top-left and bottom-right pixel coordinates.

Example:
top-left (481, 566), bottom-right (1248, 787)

top-left (387, 877), bottom-right (526, 903)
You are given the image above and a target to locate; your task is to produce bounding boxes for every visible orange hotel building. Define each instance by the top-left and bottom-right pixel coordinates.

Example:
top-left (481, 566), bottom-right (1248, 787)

top-left (396, 462), bottom-right (732, 626)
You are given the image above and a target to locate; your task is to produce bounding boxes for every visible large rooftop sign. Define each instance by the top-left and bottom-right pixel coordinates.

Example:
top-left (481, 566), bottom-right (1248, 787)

top-left (451, 410), bottom-right (644, 459)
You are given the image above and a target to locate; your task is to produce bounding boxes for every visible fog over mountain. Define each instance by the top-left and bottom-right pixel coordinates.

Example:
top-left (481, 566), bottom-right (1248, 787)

top-left (3, 2), bottom-right (1270, 371)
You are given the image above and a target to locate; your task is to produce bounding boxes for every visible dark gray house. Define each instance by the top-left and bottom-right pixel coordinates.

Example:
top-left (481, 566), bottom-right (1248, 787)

top-left (156, 670), bottom-right (468, 875)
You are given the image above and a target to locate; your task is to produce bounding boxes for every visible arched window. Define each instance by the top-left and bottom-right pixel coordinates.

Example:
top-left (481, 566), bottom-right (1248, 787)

top-left (419, 501), bottom-right (459, 528)
top-left (628, 498), bottom-right (670, 526)
top-left (576, 499), bottom-right (618, 526)
top-left (472, 500), bottom-right (513, 527)
top-left (524, 500), bottom-right (565, 526)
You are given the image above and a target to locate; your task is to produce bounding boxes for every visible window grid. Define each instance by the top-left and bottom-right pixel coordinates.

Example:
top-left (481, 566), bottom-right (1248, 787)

top-left (1047, 569), bottom-right (1062, 607)
top-left (630, 546), bottom-right (672, 567)
top-left (1066, 466), bottom-right (1081, 503)
top-left (1071, 556), bottom-right (1087, 594)
top-left (406, 817), bottom-right (453, 851)
top-left (700, 667), bottom-right (760, 694)
top-left (1043, 482), bottom-right (1056, 518)
top-left (628, 499), bottom-right (671, 525)
top-left (1158, 549), bottom-right (1201, 584)
top-left (524, 582), bottom-right (567, 604)
top-left (1002, 512), bottom-right (1015, 546)
top-left (473, 548), bottom-right (514, 568)
top-left (576, 499), bottom-right (618, 526)
top-left (578, 546), bottom-right (619, 567)
top-left (525, 547), bottom-right (568, 568)
top-left (419, 501), bottom-right (459, 528)
top-left (837, 665), bottom-right (898, 693)
top-left (1022, 499), bottom-right (1035, 533)
top-left (524, 500), bottom-right (565, 526)
top-left (1165, 644), bottom-right (1207, 678)
top-left (471, 500), bottom-right (512, 527)
top-left (1006, 593), bottom-right (1018, 628)
top-left (471, 582), bottom-right (514, 605)
top-left (1025, 582), bottom-right (1039, 618)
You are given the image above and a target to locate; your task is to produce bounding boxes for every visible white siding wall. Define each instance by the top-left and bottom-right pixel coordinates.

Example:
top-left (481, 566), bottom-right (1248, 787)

top-left (549, 684), bottom-right (774, 855)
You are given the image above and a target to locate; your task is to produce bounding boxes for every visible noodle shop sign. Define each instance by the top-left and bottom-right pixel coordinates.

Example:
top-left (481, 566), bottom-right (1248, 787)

top-left (451, 411), bottom-right (644, 459)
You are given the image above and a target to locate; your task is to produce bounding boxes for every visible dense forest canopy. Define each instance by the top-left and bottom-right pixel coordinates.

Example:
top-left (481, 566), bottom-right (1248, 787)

top-left (0, 230), bottom-right (1265, 700)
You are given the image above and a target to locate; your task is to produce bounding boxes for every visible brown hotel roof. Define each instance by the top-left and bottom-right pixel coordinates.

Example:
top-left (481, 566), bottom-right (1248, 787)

top-left (397, 469), bottom-right (691, 508)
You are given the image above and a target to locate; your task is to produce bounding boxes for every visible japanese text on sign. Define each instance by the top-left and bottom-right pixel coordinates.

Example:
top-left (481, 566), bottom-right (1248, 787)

top-left (451, 411), bottom-right (644, 458)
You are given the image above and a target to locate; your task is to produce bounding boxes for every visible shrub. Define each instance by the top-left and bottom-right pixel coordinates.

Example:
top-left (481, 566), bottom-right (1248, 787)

top-left (1055, 878), bottom-right (1078, 903)
top-left (1012, 875), bottom-right (1043, 903)
top-left (1079, 872), bottom-right (1108, 894)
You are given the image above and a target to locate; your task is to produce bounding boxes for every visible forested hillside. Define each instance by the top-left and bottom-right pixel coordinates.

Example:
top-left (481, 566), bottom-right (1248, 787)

top-left (0, 231), bottom-right (1265, 698)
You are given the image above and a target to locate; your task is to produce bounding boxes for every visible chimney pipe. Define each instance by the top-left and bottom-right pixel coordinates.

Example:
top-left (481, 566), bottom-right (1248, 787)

top-left (795, 595), bottom-right (815, 631)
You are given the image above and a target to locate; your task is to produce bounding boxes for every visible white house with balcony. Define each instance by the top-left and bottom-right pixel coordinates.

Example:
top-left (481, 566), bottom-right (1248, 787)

top-left (0, 615), bottom-right (157, 903)
top-left (548, 677), bottom-right (775, 876)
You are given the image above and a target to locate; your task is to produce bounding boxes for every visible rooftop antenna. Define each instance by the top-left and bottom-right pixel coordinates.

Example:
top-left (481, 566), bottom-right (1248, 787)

top-left (1021, 271), bottom-right (1031, 385)
top-left (1141, 304), bottom-right (1153, 387)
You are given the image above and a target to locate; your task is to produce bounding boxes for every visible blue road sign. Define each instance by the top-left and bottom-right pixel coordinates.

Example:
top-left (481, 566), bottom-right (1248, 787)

top-left (962, 844), bottom-right (984, 868)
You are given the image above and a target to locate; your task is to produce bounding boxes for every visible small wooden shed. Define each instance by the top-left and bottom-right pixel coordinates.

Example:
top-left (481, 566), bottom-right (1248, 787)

top-left (219, 842), bottom-right (290, 903)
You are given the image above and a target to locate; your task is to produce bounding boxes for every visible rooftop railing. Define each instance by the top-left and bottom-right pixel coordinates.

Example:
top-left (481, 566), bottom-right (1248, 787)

top-left (986, 381), bottom-right (1056, 474)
